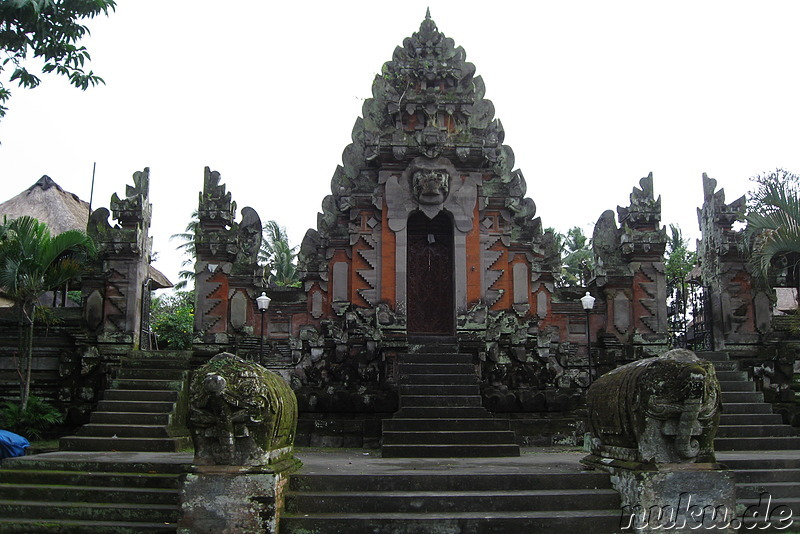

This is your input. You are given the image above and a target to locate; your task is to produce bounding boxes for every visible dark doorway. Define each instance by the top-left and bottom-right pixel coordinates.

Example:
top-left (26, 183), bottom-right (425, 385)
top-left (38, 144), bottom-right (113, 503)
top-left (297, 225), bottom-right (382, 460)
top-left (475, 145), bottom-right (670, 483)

top-left (407, 211), bottom-right (455, 334)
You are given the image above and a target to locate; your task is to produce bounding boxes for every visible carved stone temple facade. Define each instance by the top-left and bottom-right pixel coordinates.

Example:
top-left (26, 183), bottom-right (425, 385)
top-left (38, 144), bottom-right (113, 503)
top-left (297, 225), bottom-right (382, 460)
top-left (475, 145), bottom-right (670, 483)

top-left (188, 14), bottom-right (681, 446)
top-left (2, 13), bottom-right (795, 443)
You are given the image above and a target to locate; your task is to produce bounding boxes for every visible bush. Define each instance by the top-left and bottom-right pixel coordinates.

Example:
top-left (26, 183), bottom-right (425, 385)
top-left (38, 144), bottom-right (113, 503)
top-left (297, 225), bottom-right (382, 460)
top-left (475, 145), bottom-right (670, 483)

top-left (0, 396), bottom-right (64, 441)
top-left (151, 291), bottom-right (194, 349)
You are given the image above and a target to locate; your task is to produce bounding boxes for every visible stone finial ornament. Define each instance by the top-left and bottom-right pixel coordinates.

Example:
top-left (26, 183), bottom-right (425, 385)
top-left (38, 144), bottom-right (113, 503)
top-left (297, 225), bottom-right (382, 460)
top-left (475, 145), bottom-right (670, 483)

top-left (189, 352), bottom-right (298, 466)
top-left (587, 348), bottom-right (720, 464)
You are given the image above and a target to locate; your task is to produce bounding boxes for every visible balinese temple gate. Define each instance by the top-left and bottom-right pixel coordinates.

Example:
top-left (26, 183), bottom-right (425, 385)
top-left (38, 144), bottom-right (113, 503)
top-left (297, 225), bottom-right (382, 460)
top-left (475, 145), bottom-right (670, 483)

top-left (190, 13), bottom-right (683, 448)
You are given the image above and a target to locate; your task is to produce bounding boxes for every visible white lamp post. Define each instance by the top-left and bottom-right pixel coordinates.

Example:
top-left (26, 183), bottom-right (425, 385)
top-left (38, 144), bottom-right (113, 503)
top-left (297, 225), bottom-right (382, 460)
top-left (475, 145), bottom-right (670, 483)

top-left (580, 291), bottom-right (596, 384)
top-left (256, 292), bottom-right (271, 360)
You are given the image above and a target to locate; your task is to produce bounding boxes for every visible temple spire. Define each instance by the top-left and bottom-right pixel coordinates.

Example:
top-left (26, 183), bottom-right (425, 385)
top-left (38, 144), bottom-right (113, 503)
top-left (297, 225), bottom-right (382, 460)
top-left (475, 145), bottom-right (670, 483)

top-left (425, 7), bottom-right (431, 19)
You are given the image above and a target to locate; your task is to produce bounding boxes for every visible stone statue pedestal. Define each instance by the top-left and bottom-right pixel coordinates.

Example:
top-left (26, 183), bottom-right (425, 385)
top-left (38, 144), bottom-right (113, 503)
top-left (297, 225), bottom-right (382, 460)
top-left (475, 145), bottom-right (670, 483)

top-left (179, 458), bottom-right (301, 534)
top-left (583, 456), bottom-right (737, 533)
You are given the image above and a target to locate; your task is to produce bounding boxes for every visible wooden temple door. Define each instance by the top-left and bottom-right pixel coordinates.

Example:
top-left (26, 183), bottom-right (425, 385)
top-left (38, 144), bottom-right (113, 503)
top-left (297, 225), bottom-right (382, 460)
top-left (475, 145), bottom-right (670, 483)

top-left (407, 211), bottom-right (455, 335)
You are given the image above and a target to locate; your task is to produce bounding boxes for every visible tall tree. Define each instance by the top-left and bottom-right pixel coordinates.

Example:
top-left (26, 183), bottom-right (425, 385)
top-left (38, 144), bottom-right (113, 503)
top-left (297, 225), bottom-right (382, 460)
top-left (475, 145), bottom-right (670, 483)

top-left (560, 226), bottom-right (593, 287)
top-left (169, 210), bottom-right (199, 291)
top-left (665, 224), bottom-right (696, 284)
top-left (0, 0), bottom-right (116, 120)
top-left (0, 216), bottom-right (95, 409)
top-left (261, 220), bottom-right (299, 287)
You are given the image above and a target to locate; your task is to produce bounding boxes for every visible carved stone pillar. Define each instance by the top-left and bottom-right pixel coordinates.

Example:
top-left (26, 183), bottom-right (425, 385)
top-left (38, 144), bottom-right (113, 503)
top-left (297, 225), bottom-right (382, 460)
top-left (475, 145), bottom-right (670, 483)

top-left (83, 168), bottom-right (153, 347)
top-left (590, 174), bottom-right (668, 360)
top-left (697, 174), bottom-right (772, 351)
top-left (194, 167), bottom-right (263, 348)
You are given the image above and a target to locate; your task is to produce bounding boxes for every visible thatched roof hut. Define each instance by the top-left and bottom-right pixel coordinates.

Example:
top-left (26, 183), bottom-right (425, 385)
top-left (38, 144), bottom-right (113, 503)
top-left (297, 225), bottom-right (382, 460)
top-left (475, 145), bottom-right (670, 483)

top-left (0, 175), bottom-right (172, 290)
top-left (0, 176), bottom-right (89, 235)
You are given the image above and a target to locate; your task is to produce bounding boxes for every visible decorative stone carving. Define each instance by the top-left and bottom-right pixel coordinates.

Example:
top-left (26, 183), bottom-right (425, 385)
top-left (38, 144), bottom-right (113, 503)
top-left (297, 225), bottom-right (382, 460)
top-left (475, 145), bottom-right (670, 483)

top-left (697, 173), bottom-right (772, 348)
top-left (189, 352), bottom-right (298, 466)
top-left (587, 348), bottom-right (720, 464)
top-left (83, 168), bottom-right (154, 342)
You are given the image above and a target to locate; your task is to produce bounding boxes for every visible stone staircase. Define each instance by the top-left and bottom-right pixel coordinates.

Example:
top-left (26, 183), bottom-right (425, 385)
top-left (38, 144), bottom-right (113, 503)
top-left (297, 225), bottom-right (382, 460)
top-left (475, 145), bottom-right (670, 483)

top-left (60, 351), bottom-right (191, 453)
top-left (382, 346), bottom-right (520, 458)
top-left (698, 351), bottom-right (800, 452)
top-left (0, 452), bottom-right (191, 533)
top-left (699, 351), bottom-right (800, 522)
top-left (280, 466), bottom-right (622, 534)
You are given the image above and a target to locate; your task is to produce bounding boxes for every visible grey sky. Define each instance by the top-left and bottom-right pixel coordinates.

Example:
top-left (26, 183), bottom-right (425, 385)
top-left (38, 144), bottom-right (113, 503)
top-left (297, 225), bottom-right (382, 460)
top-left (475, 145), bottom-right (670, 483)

top-left (1, 1), bottom-right (798, 286)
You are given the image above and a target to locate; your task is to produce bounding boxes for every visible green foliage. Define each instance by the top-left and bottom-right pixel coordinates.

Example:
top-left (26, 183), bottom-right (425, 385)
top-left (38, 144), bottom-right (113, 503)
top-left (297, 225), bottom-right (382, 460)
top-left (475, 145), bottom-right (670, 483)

top-left (745, 170), bottom-right (800, 291)
top-left (0, 0), bottom-right (116, 120)
top-left (549, 226), bottom-right (594, 287)
top-left (0, 395), bottom-right (63, 440)
top-left (151, 291), bottom-right (194, 349)
top-left (0, 215), bottom-right (95, 410)
top-left (261, 220), bottom-right (300, 287)
top-left (169, 210), bottom-right (199, 290)
top-left (665, 224), bottom-right (697, 283)
top-left (747, 168), bottom-right (800, 215)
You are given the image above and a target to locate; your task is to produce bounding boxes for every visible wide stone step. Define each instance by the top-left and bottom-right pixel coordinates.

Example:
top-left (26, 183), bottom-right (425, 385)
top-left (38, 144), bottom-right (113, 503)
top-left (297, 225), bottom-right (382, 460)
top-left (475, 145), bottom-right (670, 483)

top-left (697, 351), bottom-right (731, 361)
top-left (90, 412), bottom-right (172, 426)
top-left (381, 444), bottom-right (520, 458)
top-left (76, 424), bottom-right (171, 438)
top-left (717, 380), bottom-right (756, 392)
top-left (721, 391), bottom-right (764, 403)
top-left (716, 425), bottom-right (798, 438)
top-left (732, 469), bottom-right (800, 484)
top-left (0, 469), bottom-right (182, 489)
top-left (383, 418), bottom-right (511, 432)
top-left (718, 455), bottom-right (800, 470)
top-left (0, 518), bottom-right (177, 533)
top-left (393, 406), bottom-right (490, 418)
top-left (122, 358), bottom-right (193, 369)
top-left (0, 456), bottom-right (192, 475)
top-left (398, 374), bottom-right (478, 385)
top-left (720, 403), bottom-right (773, 414)
top-left (110, 379), bottom-right (184, 391)
top-left (103, 389), bottom-right (179, 402)
top-left (280, 510), bottom-right (622, 534)
top-left (714, 436), bottom-right (800, 451)
top-left (382, 430), bottom-right (518, 445)
top-left (400, 384), bottom-right (480, 395)
top-left (59, 436), bottom-right (190, 452)
top-left (95, 400), bottom-right (175, 413)
top-left (712, 361), bottom-right (740, 372)
top-left (0, 500), bottom-right (179, 523)
top-left (289, 472), bottom-right (614, 492)
top-left (400, 395), bottom-right (482, 408)
top-left (737, 482), bottom-right (800, 499)
top-left (402, 353), bottom-right (472, 364)
top-left (719, 413), bottom-right (783, 425)
top-left (284, 489), bottom-right (620, 514)
top-left (0, 484), bottom-right (178, 505)
top-left (117, 368), bottom-right (186, 380)
top-left (399, 363), bottom-right (475, 374)
top-left (715, 370), bottom-right (748, 381)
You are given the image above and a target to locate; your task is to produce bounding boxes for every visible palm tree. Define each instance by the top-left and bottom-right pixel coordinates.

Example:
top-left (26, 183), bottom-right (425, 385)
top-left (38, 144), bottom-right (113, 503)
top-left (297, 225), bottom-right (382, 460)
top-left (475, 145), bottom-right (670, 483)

top-left (561, 226), bottom-right (593, 287)
top-left (170, 210), bottom-right (199, 290)
top-left (0, 216), bottom-right (95, 410)
top-left (261, 221), bottom-right (299, 287)
top-left (745, 179), bottom-right (800, 299)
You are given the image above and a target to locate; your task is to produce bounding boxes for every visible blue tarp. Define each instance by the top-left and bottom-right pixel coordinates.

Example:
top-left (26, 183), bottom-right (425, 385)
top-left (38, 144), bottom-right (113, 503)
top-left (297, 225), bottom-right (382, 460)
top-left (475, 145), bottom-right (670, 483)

top-left (0, 430), bottom-right (29, 459)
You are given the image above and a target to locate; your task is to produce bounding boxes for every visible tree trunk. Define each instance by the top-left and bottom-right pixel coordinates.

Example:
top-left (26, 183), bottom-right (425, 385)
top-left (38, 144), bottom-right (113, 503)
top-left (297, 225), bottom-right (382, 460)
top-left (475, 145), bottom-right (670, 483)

top-left (19, 302), bottom-right (35, 411)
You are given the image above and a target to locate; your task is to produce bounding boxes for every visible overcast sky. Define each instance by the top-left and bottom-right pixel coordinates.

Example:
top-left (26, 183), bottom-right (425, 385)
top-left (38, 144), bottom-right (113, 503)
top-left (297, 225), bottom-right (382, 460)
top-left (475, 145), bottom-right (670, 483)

top-left (1, 1), bottom-right (799, 287)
